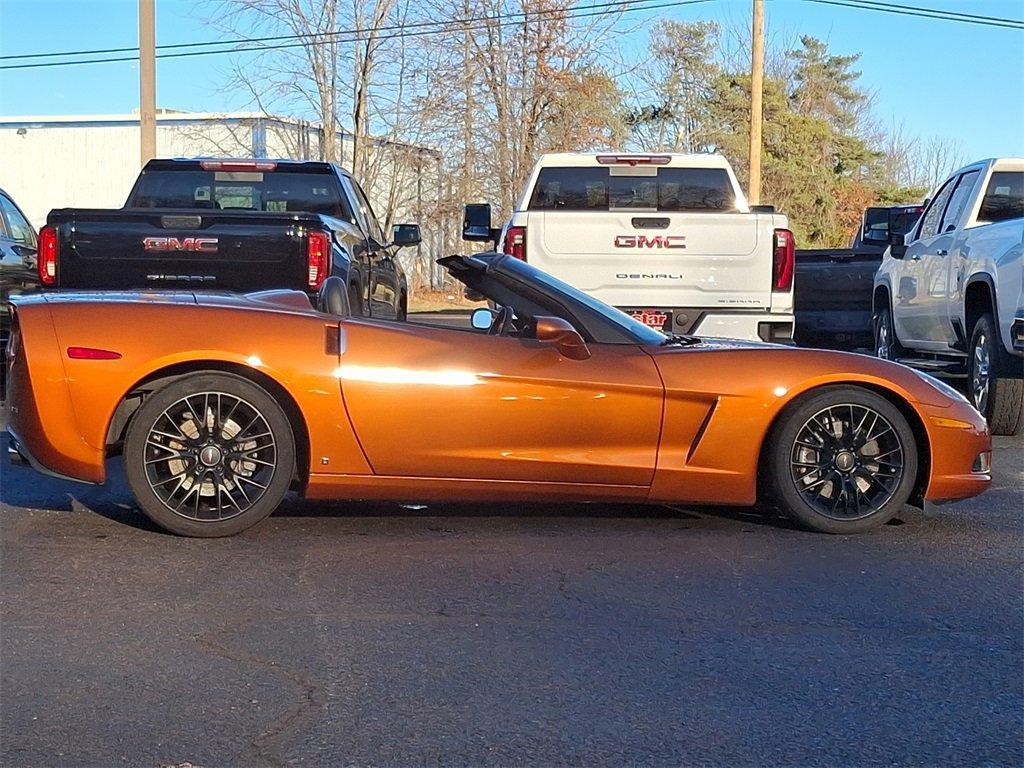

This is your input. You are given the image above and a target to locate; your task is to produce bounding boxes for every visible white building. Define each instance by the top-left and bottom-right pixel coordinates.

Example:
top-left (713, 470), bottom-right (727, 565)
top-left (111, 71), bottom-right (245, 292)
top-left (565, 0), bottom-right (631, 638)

top-left (0, 110), bottom-right (442, 231)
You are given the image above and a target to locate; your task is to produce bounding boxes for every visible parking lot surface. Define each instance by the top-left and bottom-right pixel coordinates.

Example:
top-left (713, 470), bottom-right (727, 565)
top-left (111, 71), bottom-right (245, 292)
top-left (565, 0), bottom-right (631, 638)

top-left (1, 431), bottom-right (1021, 767)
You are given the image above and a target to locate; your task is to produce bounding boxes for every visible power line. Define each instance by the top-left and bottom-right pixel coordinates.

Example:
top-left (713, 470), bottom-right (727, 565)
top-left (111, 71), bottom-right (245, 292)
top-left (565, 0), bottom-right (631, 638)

top-left (0, 0), bottom-right (689, 65)
top-left (802, 0), bottom-right (1024, 30)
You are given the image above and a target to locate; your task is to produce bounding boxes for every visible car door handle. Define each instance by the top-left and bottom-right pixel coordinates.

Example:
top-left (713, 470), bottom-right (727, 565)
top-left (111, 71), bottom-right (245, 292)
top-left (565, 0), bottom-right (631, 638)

top-left (935, 249), bottom-right (949, 256)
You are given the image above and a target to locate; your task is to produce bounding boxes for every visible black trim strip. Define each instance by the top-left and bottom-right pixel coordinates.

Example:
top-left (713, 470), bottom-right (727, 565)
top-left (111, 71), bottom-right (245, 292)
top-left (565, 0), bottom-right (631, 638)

top-left (686, 398), bottom-right (719, 464)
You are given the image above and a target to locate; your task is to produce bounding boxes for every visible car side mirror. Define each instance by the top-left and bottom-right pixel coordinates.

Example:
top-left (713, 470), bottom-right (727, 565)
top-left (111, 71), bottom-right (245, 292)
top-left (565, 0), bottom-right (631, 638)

top-left (535, 316), bottom-right (591, 360)
top-left (888, 231), bottom-right (908, 259)
top-left (392, 223), bottom-right (421, 248)
top-left (462, 203), bottom-right (500, 244)
top-left (470, 307), bottom-right (496, 331)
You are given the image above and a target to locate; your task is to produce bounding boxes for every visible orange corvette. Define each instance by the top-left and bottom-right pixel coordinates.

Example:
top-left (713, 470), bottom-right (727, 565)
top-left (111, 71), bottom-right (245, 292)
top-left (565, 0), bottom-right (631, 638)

top-left (5, 253), bottom-right (990, 537)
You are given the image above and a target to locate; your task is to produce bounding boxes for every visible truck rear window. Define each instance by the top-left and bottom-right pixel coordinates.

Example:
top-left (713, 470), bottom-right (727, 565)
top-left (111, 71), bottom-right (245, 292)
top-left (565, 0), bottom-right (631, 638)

top-left (128, 170), bottom-right (352, 219)
top-left (527, 167), bottom-right (736, 212)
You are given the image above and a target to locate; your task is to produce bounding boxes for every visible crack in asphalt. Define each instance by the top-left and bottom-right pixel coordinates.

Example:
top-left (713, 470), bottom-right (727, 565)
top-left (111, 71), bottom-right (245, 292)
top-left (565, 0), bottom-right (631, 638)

top-left (193, 621), bottom-right (325, 768)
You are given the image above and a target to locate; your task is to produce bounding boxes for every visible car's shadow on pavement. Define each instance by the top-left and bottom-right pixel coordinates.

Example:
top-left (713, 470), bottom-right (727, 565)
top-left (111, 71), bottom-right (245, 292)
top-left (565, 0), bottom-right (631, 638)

top-left (0, 430), bottom-right (826, 535)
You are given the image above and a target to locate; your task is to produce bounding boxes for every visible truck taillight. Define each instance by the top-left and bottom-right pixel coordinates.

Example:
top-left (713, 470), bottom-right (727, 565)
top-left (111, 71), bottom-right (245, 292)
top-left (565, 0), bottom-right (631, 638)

top-left (38, 225), bottom-right (58, 286)
top-left (504, 226), bottom-right (526, 261)
top-left (772, 228), bottom-right (794, 292)
top-left (307, 231), bottom-right (330, 290)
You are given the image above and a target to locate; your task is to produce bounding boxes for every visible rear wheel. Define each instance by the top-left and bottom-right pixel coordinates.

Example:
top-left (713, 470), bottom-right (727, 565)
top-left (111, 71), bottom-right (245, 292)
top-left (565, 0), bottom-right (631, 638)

top-left (767, 387), bottom-right (918, 534)
top-left (968, 313), bottom-right (1024, 436)
top-left (123, 373), bottom-right (295, 537)
top-left (874, 305), bottom-right (905, 361)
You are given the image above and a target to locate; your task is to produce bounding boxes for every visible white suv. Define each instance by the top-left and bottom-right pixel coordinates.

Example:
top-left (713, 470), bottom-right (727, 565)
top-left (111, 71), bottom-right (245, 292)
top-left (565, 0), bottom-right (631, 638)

top-left (464, 153), bottom-right (795, 343)
top-left (874, 158), bottom-right (1024, 435)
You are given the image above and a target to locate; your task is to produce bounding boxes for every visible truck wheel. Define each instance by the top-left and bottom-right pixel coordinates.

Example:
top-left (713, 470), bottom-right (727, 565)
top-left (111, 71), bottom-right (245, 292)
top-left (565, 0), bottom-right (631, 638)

top-left (968, 313), bottom-right (1024, 436)
top-left (874, 306), bottom-right (905, 361)
top-left (766, 386), bottom-right (918, 534)
top-left (123, 373), bottom-right (295, 537)
top-left (349, 282), bottom-right (363, 317)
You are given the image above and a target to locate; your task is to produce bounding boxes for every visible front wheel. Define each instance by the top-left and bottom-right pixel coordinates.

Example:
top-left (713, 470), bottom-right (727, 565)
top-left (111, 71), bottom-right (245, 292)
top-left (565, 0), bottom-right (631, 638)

top-left (767, 387), bottom-right (918, 534)
top-left (123, 373), bottom-right (295, 537)
top-left (968, 313), bottom-right (1024, 436)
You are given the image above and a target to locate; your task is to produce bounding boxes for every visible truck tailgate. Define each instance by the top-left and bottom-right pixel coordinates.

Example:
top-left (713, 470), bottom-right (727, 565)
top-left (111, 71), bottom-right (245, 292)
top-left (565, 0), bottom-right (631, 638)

top-left (529, 211), bottom-right (771, 309)
top-left (55, 209), bottom-right (309, 291)
top-left (794, 250), bottom-right (879, 313)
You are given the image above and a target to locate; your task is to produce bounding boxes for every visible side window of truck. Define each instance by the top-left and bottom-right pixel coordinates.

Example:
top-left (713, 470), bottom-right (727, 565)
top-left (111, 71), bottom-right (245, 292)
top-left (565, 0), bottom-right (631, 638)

top-left (0, 194), bottom-right (36, 246)
top-left (917, 176), bottom-right (958, 240)
top-left (939, 170), bottom-right (980, 234)
top-left (340, 177), bottom-right (387, 245)
top-left (977, 171), bottom-right (1024, 224)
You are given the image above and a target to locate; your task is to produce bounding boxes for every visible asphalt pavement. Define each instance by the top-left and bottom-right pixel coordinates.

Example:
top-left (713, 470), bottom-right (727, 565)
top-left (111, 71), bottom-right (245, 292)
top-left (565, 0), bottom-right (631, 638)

top-left (1, 431), bottom-right (1021, 767)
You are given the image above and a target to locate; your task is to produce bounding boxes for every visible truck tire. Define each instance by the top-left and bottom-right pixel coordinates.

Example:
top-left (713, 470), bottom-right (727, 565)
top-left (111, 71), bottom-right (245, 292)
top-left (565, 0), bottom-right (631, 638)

top-left (968, 313), bottom-right (1024, 436)
top-left (874, 305), bottom-right (905, 361)
top-left (766, 386), bottom-right (918, 534)
top-left (123, 373), bottom-right (295, 537)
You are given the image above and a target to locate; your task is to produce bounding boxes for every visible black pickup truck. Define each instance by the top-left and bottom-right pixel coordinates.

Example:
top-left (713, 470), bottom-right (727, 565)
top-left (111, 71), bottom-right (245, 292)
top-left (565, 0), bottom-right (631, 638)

top-left (794, 204), bottom-right (923, 350)
top-left (37, 158), bottom-right (420, 319)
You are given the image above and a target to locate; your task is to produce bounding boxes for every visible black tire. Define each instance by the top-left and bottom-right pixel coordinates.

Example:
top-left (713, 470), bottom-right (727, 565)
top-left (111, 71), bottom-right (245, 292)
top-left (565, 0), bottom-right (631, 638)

top-left (397, 292), bottom-right (408, 322)
top-left (766, 386), bottom-right (919, 534)
top-left (968, 313), bottom-right (1024, 436)
top-left (123, 373), bottom-right (295, 537)
top-left (874, 304), bottom-right (905, 361)
top-left (349, 282), bottom-right (364, 317)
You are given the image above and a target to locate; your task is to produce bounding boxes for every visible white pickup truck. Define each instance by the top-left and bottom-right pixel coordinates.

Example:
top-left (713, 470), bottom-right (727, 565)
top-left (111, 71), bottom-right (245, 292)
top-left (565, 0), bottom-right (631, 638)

top-left (463, 153), bottom-right (795, 343)
top-left (874, 158), bottom-right (1024, 435)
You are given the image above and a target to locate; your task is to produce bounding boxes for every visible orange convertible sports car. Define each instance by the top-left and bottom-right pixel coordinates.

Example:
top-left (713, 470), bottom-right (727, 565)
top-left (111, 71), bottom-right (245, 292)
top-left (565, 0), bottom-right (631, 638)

top-left (6, 253), bottom-right (990, 537)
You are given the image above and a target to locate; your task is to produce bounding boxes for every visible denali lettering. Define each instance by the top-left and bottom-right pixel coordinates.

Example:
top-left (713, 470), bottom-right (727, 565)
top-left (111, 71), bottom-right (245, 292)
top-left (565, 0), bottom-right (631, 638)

top-left (617, 273), bottom-right (686, 279)
top-left (613, 235), bottom-right (686, 249)
top-left (143, 236), bottom-right (219, 253)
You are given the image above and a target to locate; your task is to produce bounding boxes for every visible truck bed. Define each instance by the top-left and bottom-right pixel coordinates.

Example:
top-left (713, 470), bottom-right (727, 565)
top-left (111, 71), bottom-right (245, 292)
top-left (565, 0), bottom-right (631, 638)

top-left (793, 248), bottom-right (880, 349)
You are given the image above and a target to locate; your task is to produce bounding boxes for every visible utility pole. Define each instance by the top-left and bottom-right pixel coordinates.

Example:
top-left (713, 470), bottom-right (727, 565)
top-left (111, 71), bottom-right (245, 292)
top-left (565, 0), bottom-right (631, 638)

top-left (748, 0), bottom-right (764, 205)
top-left (139, 0), bottom-right (157, 166)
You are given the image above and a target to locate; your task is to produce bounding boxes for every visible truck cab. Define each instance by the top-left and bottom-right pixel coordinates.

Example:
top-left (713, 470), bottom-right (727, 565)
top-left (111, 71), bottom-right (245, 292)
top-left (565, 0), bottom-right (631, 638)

top-left (874, 158), bottom-right (1024, 434)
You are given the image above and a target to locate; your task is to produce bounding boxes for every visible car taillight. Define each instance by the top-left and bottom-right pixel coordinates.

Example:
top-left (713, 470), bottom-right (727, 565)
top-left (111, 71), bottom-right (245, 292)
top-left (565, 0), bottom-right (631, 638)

top-left (503, 226), bottom-right (526, 261)
top-left (772, 228), bottom-right (794, 292)
top-left (38, 225), bottom-right (58, 286)
top-left (307, 230), bottom-right (330, 290)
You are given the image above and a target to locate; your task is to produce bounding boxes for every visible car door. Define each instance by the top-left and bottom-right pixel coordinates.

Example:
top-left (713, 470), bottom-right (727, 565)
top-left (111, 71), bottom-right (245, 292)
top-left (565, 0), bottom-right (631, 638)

top-left (336, 174), bottom-right (376, 315)
top-left (920, 169), bottom-right (981, 346)
top-left (337, 320), bottom-right (664, 488)
top-left (896, 176), bottom-right (958, 345)
top-left (0, 192), bottom-right (39, 306)
top-left (344, 177), bottom-right (401, 319)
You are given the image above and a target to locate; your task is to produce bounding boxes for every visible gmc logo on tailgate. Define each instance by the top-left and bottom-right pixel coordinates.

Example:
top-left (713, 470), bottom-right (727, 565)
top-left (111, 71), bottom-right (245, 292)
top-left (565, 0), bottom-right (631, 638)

top-left (614, 235), bottom-right (686, 249)
top-left (143, 237), bottom-right (219, 253)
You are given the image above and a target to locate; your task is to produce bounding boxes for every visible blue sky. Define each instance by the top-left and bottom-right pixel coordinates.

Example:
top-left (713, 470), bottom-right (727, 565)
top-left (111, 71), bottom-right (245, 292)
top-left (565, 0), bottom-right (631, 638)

top-left (1, 0), bottom-right (1022, 161)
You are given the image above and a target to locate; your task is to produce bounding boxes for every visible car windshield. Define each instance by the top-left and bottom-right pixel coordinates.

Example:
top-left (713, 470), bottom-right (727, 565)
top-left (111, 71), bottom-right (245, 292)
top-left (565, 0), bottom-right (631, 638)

top-left (449, 255), bottom-right (668, 345)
